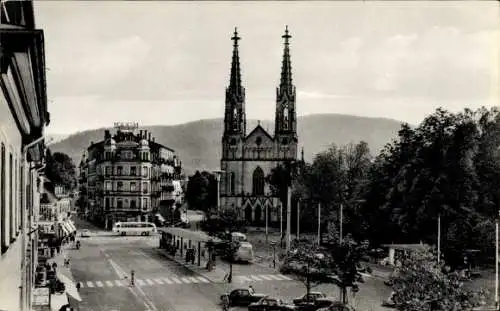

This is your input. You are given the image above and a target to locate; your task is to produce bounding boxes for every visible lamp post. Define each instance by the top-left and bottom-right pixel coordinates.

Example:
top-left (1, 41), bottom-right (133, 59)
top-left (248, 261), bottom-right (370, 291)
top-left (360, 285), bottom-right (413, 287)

top-left (495, 212), bottom-right (499, 309)
top-left (212, 170), bottom-right (224, 211)
top-left (317, 203), bottom-right (321, 245)
top-left (20, 136), bottom-right (45, 311)
top-left (297, 200), bottom-right (300, 240)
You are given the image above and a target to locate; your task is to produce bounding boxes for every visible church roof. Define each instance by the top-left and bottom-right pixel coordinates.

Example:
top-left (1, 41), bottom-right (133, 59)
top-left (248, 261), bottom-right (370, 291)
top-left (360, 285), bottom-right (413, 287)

top-left (245, 124), bottom-right (274, 142)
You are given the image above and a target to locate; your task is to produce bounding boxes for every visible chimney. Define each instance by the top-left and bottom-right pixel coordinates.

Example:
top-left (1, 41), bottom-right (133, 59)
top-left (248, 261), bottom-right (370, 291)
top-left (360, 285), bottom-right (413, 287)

top-left (148, 132), bottom-right (152, 141)
top-left (140, 130), bottom-right (143, 138)
top-left (143, 130), bottom-right (147, 139)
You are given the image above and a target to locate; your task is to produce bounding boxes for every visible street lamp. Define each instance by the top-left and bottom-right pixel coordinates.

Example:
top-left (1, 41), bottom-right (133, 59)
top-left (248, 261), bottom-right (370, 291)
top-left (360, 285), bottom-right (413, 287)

top-left (212, 170), bottom-right (225, 211)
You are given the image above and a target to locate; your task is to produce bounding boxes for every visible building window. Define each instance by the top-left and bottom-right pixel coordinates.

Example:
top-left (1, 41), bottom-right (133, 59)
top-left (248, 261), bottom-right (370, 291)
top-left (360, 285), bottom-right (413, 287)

top-left (117, 181), bottom-right (123, 192)
top-left (142, 198), bottom-right (148, 209)
top-left (142, 182), bottom-right (148, 194)
top-left (230, 172), bottom-right (236, 195)
top-left (1, 143), bottom-right (6, 252)
top-left (130, 199), bottom-right (136, 209)
top-left (117, 199), bottom-right (123, 209)
top-left (283, 107), bottom-right (289, 130)
top-left (105, 166), bottom-right (111, 176)
top-left (142, 166), bottom-right (148, 177)
top-left (117, 166), bottom-right (123, 175)
top-left (105, 198), bottom-right (110, 209)
top-left (105, 181), bottom-right (112, 191)
top-left (9, 153), bottom-right (13, 240)
top-left (130, 182), bottom-right (136, 192)
top-left (131, 166), bottom-right (136, 176)
top-left (252, 166), bottom-right (265, 196)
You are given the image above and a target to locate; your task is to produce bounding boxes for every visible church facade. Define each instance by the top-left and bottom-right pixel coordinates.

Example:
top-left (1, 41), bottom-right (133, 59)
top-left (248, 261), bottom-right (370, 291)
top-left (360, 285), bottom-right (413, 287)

top-left (220, 27), bottom-right (299, 225)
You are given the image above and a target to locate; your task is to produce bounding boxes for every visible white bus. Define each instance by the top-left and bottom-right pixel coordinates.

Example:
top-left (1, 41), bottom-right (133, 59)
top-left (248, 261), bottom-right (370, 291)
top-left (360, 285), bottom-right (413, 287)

top-left (112, 222), bottom-right (157, 236)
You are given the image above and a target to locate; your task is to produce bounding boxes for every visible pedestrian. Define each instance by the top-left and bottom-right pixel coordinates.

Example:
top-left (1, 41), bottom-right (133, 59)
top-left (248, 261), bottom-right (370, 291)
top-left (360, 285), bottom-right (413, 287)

top-left (248, 285), bottom-right (255, 295)
top-left (76, 282), bottom-right (81, 292)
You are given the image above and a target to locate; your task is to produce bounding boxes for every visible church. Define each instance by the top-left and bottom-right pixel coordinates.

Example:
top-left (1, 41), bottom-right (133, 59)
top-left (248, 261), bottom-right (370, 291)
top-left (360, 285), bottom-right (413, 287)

top-left (219, 27), bottom-right (299, 225)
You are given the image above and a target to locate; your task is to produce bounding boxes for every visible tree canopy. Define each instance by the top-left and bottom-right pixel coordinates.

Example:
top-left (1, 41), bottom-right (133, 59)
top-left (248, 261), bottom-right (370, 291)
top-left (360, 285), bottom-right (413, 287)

top-left (45, 149), bottom-right (78, 191)
top-left (185, 170), bottom-right (217, 213)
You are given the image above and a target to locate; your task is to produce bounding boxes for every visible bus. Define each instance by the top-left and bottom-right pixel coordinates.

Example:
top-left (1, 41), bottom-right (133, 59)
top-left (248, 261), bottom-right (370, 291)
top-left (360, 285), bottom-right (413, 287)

top-left (112, 222), bottom-right (157, 236)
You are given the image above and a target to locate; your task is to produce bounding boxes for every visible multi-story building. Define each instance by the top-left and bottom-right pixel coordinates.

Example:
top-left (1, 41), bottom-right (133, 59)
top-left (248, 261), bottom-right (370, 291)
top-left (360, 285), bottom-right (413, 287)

top-left (0, 1), bottom-right (49, 310)
top-left (79, 123), bottom-right (183, 229)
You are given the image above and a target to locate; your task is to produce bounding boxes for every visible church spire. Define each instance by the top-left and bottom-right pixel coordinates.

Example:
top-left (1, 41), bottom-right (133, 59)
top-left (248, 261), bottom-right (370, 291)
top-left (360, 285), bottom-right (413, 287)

top-left (279, 25), bottom-right (293, 92)
top-left (228, 27), bottom-right (243, 95)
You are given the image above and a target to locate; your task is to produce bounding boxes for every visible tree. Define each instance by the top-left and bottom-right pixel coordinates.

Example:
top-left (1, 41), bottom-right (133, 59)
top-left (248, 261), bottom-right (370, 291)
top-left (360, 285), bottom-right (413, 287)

top-left (45, 149), bottom-right (78, 191)
top-left (391, 246), bottom-right (488, 311)
top-left (324, 233), bottom-right (370, 304)
top-left (280, 240), bottom-right (332, 302)
top-left (185, 171), bottom-right (217, 214)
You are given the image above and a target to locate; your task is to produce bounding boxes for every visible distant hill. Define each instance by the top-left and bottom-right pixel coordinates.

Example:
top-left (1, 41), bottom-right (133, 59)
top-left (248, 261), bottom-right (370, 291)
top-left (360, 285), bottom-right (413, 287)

top-left (48, 114), bottom-right (405, 175)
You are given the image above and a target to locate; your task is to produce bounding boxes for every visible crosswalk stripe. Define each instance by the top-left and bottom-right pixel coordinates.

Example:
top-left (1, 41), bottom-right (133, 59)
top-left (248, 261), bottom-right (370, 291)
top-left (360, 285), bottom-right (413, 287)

top-left (105, 281), bottom-right (114, 287)
top-left (171, 277), bottom-right (182, 284)
top-left (162, 277), bottom-right (173, 284)
top-left (237, 276), bottom-right (253, 282)
top-left (258, 275), bottom-right (273, 281)
top-left (249, 275), bottom-right (263, 281)
top-left (86, 281), bottom-right (94, 288)
top-left (96, 281), bottom-right (104, 287)
top-left (197, 276), bottom-right (210, 283)
top-left (188, 277), bottom-right (200, 283)
top-left (278, 274), bottom-right (293, 280)
top-left (137, 279), bottom-right (145, 286)
top-left (146, 279), bottom-right (155, 285)
top-left (180, 277), bottom-right (191, 283)
top-left (267, 274), bottom-right (285, 281)
top-left (115, 280), bottom-right (124, 286)
top-left (154, 278), bottom-right (164, 284)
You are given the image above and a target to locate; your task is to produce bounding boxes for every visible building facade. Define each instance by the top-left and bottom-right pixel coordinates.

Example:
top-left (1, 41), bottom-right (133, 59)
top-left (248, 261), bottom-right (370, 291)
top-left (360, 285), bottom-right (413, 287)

top-left (79, 123), bottom-right (183, 229)
top-left (220, 27), bottom-right (298, 224)
top-left (0, 1), bottom-right (49, 310)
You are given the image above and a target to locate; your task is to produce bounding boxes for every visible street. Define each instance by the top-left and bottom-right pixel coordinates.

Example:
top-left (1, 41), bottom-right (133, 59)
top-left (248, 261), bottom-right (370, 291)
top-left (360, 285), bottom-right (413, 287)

top-left (68, 218), bottom-right (392, 311)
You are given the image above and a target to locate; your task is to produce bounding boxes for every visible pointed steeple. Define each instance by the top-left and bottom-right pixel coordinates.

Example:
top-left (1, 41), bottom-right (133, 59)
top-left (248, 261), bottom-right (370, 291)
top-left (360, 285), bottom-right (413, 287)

top-left (279, 25), bottom-right (294, 93)
top-left (228, 27), bottom-right (243, 95)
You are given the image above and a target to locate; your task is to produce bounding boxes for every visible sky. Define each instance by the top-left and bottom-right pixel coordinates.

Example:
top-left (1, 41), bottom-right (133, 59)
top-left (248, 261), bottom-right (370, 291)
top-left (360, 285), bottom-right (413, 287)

top-left (34, 1), bottom-right (500, 135)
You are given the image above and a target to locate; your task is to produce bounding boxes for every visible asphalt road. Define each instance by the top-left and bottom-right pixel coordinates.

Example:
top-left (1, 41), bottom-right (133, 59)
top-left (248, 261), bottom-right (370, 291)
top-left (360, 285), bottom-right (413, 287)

top-left (70, 218), bottom-right (392, 311)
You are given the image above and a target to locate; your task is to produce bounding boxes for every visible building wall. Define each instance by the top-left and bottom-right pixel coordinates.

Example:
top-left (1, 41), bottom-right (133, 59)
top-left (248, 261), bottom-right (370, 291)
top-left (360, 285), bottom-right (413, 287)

top-left (0, 83), bottom-right (24, 311)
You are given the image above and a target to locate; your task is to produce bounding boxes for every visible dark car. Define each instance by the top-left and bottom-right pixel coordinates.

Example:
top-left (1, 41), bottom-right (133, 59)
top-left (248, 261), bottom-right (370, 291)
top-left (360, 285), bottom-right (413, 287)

top-left (296, 298), bottom-right (339, 311)
top-left (248, 297), bottom-right (299, 311)
top-left (220, 288), bottom-right (266, 307)
top-left (292, 292), bottom-right (326, 305)
top-left (316, 302), bottom-right (356, 311)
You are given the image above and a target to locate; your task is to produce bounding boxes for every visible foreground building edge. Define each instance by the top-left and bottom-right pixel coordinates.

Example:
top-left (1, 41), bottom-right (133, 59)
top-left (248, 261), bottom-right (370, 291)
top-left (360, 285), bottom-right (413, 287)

top-left (1, 1), bottom-right (49, 310)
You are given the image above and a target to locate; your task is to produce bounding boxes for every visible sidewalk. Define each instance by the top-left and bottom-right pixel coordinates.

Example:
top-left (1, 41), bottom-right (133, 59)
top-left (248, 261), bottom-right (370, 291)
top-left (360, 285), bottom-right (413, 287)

top-left (157, 248), bottom-right (228, 283)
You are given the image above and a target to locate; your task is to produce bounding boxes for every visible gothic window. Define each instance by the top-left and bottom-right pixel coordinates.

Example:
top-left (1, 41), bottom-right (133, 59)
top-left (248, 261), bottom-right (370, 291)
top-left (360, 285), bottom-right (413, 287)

top-left (230, 138), bottom-right (236, 146)
top-left (230, 172), bottom-right (236, 195)
top-left (283, 107), bottom-right (289, 130)
top-left (252, 167), bottom-right (265, 196)
top-left (233, 107), bottom-right (238, 130)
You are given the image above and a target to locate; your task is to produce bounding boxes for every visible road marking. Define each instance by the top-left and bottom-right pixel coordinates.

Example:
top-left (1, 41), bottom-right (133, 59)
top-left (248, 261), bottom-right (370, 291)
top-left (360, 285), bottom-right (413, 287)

top-left (249, 275), bottom-right (263, 281)
top-left (188, 277), bottom-right (200, 283)
top-left (162, 277), bottom-right (173, 284)
top-left (137, 279), bottom-right (146, 286)
top-left (86, 281), bottom-right (94, 288)
top-left (171, 277), bottom-right (182, 284)
top-left (146, 279), bottom-right (155, 285)
top-left (278, 274), bottom-right (293, 280)
top-left (105, 281), bottom-right (114, 287)
top-left (258, 275), bottom-right (273, 281)
top-left (267, 274), bottom-right (284, 281)
top-left (180, 277), bottom-right (191, 283)
top-left (237, 276), bottom-right (253, 282)
top-left (154, 278), bottom-right (164, 284)
top-left (96, 281), bottom-right (104, 287)
top-left (115, 280), bottom-right (124, 286)
top-left (196, 276), bottom-right (210, 283)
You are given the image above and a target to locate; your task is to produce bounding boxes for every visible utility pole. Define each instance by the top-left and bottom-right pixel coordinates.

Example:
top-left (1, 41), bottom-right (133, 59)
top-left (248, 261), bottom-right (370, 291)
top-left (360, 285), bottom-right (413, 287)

top-left (437, 212), bottom-right (441, 264)
top-left (339, 203), bottom-right (343, 242)
top-left (317, 203), bottom-right (321, 245)
top-left (296, 200), bottom-right (300, 240)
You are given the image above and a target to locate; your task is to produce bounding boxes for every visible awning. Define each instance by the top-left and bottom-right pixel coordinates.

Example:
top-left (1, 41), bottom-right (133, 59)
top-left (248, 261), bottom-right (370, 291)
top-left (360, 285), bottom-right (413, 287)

top-left (59, 223), bottom-right (70, 237)
top-left (66, 221), bottom-right (76, 233)
top-left (63, 222), bottom-right (73, 235)
top-left (50, 292), bottom-right (69, 311)
top-left (57, 273), bottom-right (82, 302)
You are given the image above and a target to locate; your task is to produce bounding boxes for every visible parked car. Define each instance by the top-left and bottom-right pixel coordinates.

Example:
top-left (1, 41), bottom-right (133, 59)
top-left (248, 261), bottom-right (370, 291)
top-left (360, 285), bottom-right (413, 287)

top-left (295, 297), bottom-right (339, 311)
top-left (80, 229), bottom-right (91, 238)
top-left (316, 302), bottom-right (356, 311)
top-left (248, 297), bottom-right (298, 311)
top-left (219, 288), bottom-right (266, 307)
top-left (292, 292), bottom-right (326, 305)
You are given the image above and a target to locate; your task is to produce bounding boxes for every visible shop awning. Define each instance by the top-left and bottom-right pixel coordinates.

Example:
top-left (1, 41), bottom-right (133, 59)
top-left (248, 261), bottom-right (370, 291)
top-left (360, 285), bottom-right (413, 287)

top-left (50, 292), bottom-right (69, 311)
top-left (66, 221), bottom-right (76, 233)
top-left (63, 222), bottom-right (73, 235)
top-left (57, 273), bottom-right (82, 302)
top-left (59, 222), bottom-right (70, 237)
